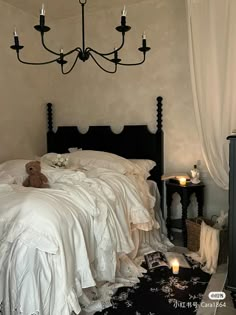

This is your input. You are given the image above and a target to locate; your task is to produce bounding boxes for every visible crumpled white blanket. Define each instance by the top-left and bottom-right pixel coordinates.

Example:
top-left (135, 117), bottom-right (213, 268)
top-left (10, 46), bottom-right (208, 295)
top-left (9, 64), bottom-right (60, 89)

top-left (0, 167), bottom-right (173, 315)
top-left (187, 221), bottom-right (220, 274)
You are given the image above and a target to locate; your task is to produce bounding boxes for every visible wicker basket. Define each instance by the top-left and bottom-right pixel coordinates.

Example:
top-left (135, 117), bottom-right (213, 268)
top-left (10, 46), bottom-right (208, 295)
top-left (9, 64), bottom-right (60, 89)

top-left (185, 217), bottom-right (228, 265)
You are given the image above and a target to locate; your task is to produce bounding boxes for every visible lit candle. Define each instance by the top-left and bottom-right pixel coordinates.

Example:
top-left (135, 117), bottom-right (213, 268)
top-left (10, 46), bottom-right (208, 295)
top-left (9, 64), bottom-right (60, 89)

top-left (122, 5), bottom-right (127, 16)
top-left (13, 26), bottom-right (17, 37)
top-left (121, 6), bottom-right (127, 27)
top-left (60, 48), bottom-right (64, 54)
top-left (179, 177), bottom-right (186, 186)
top-left (40, 3), bottom-right (45, 16)
top-left (142, 32), bottom-right (147, 49)
top-left (114, 47), bottom-right (118, 60)
top-left (172, 259), bottom-right (179, 274)
top-left (39, 4), bottom-right (45, 28)
top-left (13, 26), bottom-right (19, 47)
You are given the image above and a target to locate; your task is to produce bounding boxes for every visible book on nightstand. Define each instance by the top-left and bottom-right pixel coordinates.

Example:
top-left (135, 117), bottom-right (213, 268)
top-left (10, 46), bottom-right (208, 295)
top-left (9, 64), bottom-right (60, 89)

top-left (144, 251), bottom-right (191, 270)
top-left (161, 173), bottom-right (190, 181)
top-left (168, 178), bottom-right (192, 185)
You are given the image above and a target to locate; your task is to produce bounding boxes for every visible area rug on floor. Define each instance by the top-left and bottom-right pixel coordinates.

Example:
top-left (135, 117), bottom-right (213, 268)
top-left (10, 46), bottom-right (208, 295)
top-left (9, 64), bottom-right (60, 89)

top-left (95, 256), bottom-right (211, 315)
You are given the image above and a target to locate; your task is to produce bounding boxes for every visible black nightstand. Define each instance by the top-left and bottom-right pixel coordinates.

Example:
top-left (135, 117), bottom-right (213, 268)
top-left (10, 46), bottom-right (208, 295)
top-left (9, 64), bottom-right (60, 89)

top-left (165, 180), bottom-right (205, 247)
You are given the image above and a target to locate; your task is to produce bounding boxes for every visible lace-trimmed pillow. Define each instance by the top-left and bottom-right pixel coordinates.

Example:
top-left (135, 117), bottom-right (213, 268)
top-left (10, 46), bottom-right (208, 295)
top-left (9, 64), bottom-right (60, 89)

top-left (129, 159), bottom-right (156, 178)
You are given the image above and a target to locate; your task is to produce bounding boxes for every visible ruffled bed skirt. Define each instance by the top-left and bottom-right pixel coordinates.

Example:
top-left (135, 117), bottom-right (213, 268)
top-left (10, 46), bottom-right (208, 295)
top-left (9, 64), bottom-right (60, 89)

top-left (0, 181), bottom-right (173, 315)
top-left (0, 226), bottom-right (172, 315)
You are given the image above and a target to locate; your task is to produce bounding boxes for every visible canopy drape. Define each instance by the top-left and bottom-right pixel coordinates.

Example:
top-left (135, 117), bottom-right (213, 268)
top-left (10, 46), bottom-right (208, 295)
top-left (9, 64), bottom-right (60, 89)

top-left (186, 0), bottom-right (236, 189)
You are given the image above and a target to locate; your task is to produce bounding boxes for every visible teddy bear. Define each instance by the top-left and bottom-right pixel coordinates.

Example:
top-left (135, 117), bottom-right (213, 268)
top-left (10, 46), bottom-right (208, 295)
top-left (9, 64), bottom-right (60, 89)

top-left (23, 160), bottom-right (50, 188)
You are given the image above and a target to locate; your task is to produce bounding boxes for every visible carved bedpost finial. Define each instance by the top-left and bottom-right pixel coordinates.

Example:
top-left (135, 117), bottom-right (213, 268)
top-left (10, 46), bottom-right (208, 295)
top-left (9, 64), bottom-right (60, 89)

top-left (156, 96), bottom-right (163, 131)
top-left (47, 103), bottom-right (53, 132)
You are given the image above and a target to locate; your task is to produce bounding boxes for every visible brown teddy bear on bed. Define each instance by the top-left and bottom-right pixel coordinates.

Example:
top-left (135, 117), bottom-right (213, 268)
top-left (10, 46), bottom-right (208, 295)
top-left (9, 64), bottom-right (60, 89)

top-left (23, 160), bottom-right (50, 188)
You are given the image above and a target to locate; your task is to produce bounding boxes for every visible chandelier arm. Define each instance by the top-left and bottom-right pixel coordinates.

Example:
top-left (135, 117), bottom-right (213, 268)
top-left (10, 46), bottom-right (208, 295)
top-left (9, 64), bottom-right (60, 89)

top-left (41, 33), bottom-right (60, 56)
top-left (16, 51), bottom-right (59, 65)
top-left (41, 33), bottom-right (82, 57)
top-left (117, 54), bottom-right (146, 66)
top-left (64, 47), bottom-right (82, 57)
top-left (89, 53), bottom-right (117, 74)
top-left (89, 50), bottom-right (117, 64)
top-left (60, 52), bottom-right (81, 75)
top-left (86, 34), bottom-right (125, 57)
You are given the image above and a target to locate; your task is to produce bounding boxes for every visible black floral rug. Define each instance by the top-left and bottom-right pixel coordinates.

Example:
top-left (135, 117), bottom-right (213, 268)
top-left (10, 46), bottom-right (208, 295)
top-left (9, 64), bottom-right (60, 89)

top-left (95, 255), bottom-right (211, 315)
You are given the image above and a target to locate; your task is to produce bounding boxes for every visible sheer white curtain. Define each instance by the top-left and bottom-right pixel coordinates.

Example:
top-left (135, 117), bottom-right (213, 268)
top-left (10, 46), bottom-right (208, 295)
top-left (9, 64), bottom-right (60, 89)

top-left (186, 0), bottom-right (236, 190)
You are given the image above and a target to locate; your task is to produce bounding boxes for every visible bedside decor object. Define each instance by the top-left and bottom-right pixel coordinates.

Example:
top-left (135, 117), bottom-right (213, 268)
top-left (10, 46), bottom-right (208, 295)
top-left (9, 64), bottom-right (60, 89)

top-left (52, 154), bottom-right (69, 168)
top-left (161, 173), bottom-right (190, 181)
top-left (144, 251), bottom-right (190, 271)
top-left (10, 1), bottom-right (151, 75)
top-left (165, 252), bottom-right (190, 269)
top-left (144, 251), bottom-right (169, 270)
top-left (179, 177), bottom-right (187, 186)
top-left (190, 164), bottom-right (200, 184)
top-left (171, 259), bottom-right (179, 274)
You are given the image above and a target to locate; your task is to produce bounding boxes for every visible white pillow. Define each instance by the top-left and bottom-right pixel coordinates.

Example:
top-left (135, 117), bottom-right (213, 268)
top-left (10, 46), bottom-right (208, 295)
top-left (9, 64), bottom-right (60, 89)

top-left (41, 151), bottom-right (139, 174)
top-left (70, 150), bottom-right (140, 174)
top-left (0, 159), bottom-right (30, 184)
top-left (129, 159), bottom-right (156, 175)
top-left (68, 147), bottom-right (82, 153)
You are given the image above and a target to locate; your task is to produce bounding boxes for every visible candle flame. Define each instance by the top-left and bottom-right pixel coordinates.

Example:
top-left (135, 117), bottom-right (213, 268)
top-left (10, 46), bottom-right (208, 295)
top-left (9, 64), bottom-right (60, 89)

top-left (179, 177), bottom-right (186, 186)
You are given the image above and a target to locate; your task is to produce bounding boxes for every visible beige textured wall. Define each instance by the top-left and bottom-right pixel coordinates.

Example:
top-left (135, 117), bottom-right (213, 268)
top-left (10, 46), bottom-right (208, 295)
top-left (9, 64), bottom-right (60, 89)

top-left (0, 0), bottom-right (228, 216)
top-left (0, 1), bottom-right (56, 161)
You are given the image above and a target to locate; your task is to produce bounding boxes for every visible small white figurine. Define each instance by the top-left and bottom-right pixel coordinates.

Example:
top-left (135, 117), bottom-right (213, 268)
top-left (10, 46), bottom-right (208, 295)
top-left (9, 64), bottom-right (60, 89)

top-left (190, 164), bottom-right (200, 184)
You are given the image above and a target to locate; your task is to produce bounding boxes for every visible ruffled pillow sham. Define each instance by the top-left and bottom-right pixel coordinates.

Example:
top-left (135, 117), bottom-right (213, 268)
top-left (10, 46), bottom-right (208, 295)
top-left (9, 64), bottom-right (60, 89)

top-left (128, 159), bottom-right (156, 176)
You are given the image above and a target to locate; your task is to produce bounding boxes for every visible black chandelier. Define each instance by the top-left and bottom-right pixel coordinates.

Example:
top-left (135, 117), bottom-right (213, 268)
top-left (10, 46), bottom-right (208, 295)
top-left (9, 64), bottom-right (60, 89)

top-left (10, 0), bottom-right (151, 75)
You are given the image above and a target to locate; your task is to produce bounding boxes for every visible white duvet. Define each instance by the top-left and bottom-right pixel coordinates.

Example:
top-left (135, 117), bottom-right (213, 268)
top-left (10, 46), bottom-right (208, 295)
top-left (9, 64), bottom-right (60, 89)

top-left (0, 168), bottom-right (172, 315)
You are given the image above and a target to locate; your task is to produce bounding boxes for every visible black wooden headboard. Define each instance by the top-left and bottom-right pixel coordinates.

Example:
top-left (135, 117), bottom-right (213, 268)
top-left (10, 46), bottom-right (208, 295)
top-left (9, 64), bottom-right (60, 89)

top-left (46, 96), bottom-right (164, 209)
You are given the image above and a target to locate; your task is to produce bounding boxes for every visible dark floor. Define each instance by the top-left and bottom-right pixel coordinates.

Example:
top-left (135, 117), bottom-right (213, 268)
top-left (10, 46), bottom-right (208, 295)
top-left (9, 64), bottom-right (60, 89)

top-left (81, 231), bottom-right (231, 315)
top-left (171, 229), bottom-right (184, 247)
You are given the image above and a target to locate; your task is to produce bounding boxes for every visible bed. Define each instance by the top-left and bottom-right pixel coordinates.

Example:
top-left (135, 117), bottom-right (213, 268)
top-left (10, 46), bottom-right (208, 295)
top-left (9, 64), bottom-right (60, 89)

top-left (0, 96), bottom-right (172, 315)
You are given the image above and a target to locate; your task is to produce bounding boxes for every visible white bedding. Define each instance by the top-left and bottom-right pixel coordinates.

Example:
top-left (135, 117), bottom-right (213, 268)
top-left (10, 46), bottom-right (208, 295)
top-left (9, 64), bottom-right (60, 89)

top-left (0, 166), bottom-right (172, 315)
